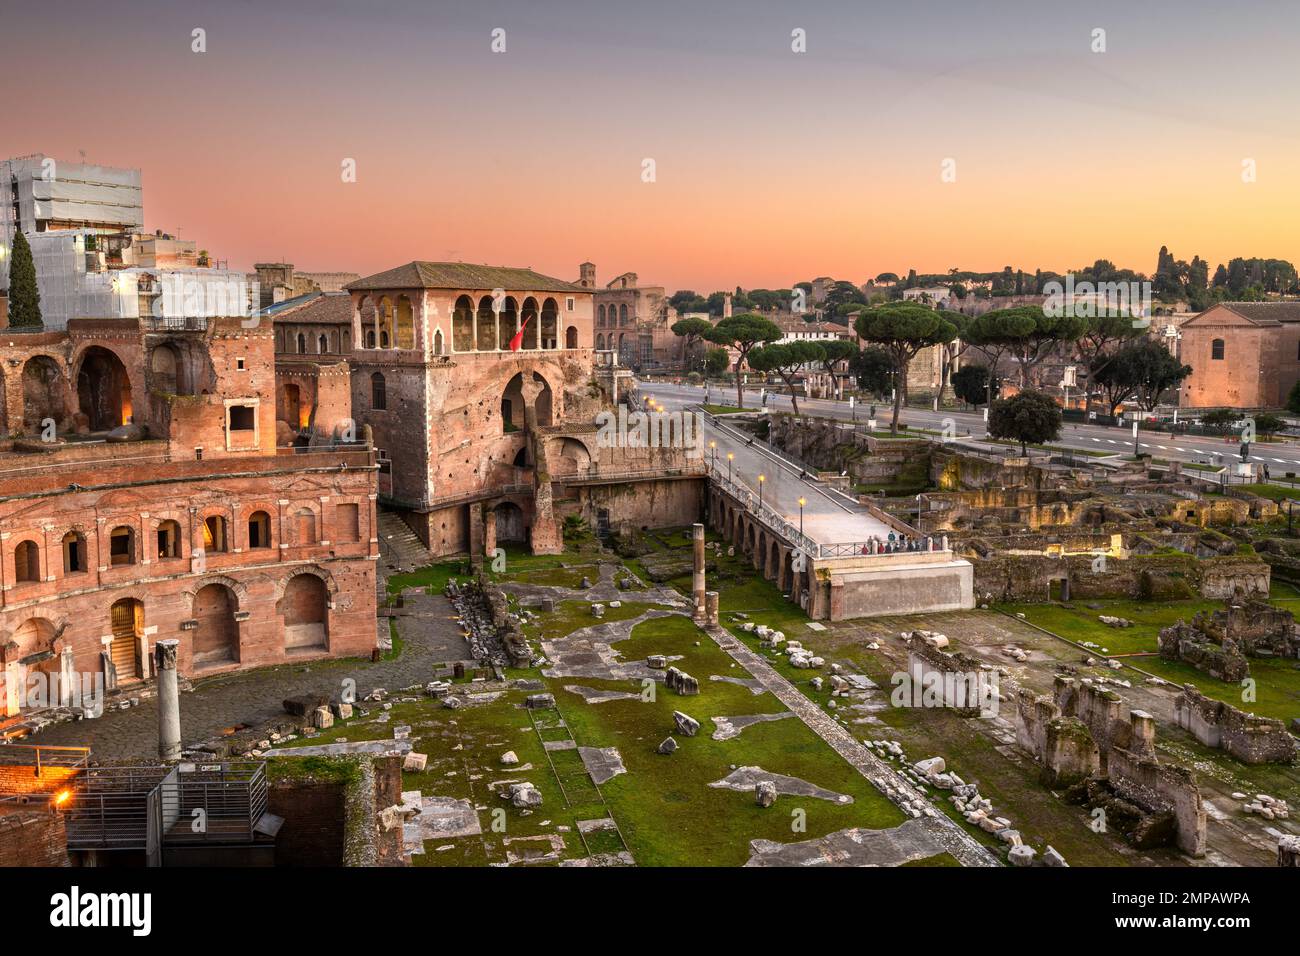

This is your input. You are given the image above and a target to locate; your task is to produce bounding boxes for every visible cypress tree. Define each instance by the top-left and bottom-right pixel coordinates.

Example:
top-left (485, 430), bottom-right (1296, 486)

top-left (6, 230), bottom-right (42, 328)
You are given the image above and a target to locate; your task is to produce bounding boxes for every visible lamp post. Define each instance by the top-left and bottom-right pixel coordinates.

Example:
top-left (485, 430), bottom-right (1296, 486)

top-left (758, 473), bottom-right (766, 511)
top-left (727, 451), bottom-right (734, 483)
top-left (709, 440), bottom-right (717, 472)
top-left (798, 496), bottom-right (806, 535)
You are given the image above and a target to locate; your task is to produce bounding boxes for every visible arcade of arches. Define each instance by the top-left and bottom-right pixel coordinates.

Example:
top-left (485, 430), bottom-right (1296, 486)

top-left (353, 293), bottom-right (580, 355)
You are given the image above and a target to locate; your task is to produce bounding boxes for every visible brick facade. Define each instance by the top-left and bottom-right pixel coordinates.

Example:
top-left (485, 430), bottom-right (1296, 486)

top-left (0, 316), bottom-right (377, 720)
top-left (1179, 302), bottom-right (1300, 409)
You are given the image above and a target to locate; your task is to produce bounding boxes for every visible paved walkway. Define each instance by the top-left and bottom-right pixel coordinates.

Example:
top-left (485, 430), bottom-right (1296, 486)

top-left (31, 592), bottom-right (468, 762)
top-left (703, 623), bottom-right (999, 867)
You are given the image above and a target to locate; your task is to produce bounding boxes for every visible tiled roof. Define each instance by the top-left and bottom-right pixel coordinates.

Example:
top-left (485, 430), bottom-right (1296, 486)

top-left (1218, 301), bottom-right (1300, 325)
top-left (348, 261), bottom-right (587, 294)
top-left (270, 291), bottom-right (353, 325)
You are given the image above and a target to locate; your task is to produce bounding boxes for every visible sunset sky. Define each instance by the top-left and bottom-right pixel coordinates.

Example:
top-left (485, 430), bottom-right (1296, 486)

top-left (5, 0), bottom-right (1300, 291)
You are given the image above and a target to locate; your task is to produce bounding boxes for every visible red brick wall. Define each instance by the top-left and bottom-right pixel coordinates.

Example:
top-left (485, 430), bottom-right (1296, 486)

top-left (0, 808), bottom-right (69, 866)
top-left (0, 321), bottom-right (379, 716)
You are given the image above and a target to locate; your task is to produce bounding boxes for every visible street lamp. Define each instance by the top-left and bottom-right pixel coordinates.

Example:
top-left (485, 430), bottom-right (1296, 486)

top-left (709, 440), bottom-right (717, 472)
top-left (727, 451), bottom-right (734, 483)
top-left (758, 473), bottom-right (766, 510)
top-left (798, 496), bottom-right (806, 535)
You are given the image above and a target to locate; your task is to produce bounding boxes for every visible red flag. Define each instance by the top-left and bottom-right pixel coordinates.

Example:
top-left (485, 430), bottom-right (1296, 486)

top-left (508, 317), bottom-right (531, 352)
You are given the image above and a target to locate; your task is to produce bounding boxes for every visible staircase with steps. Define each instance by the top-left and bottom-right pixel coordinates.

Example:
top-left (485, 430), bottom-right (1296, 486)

top-left (377, 510), bottom-right (435, 574)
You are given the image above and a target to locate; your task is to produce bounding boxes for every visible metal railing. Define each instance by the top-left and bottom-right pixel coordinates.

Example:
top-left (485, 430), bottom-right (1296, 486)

top-left (63, 761), bottom-right (268, 853)
top-left (0, 743), bottom-right (90, 791)
top-left (709, 464), bottom-right (948, 561)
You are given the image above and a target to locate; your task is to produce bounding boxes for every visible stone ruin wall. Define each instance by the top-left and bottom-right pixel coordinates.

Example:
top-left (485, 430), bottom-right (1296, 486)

top-left (1159, 599), bottom-right (1298, 685)
top-left (1015, 677), bottom-right (1206, 857)
top-left (904, 634), bottom-right (993, 717)
top-left (972, 552), bottom-right (1268, 604)
top-left (766, 415), bottom-right (932, 485)
top-left (1173, 684), bottom-right (1296, 764)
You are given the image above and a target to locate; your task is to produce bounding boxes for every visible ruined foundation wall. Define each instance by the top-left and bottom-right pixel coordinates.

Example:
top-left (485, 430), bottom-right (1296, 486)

top-left (1015, 678), bottom-right (1206, 857)
top-left (1173, 684), bottom-right (1296, 764)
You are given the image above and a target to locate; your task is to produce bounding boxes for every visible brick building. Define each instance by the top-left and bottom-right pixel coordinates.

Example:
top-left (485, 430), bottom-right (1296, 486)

top-left (338, 260), bottom-right (704, 558)
top-left (1178, 302), bottom-right (1300, 409)
top-left (0, 315), bottom-right (377, 720)
top-left (270, 292), bottom-right (356, 444)
top-left (591, 267), bottom-right (681, 369)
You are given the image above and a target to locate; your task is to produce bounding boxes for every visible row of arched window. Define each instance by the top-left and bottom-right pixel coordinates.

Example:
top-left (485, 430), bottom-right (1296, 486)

top-left (9, 511), bottom-right (324, 584)
top-left (357, 295), bottom-right (416, 350)
top-left (597, 303), bottom-right (631, 327)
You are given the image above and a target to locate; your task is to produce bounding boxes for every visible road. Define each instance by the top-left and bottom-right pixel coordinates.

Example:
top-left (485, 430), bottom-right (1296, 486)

top-left (643, 381), bottom-right (1300, 478)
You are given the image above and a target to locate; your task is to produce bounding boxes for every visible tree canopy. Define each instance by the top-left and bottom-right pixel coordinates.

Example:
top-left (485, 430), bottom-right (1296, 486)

top-left (1090, 339), bottom-right (1191, 414)
top-left (854, 303), bottom-right (958, 434)
top-left (747, 340), bottom-right (825, 415)
top-left (7, 230), bottom-right (43, 328)
top-left (951, 364), bottom-right (993, 407)
top-left (704, 313), bottom-right (783, 409)
top-left (988, 390), bottom-right (1062, 454)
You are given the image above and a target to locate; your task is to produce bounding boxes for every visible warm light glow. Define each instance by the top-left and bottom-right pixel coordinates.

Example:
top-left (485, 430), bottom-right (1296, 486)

top-left (727, 453), bottom-right (734, 461)
top-left (798, 497), bottom-right (806, 507)
top-left (758, 474), bottom-right (766, 483)
top-left (709, 440), bottom-right (716, 449)
top-left (53, 789), bottom-right (71, 807)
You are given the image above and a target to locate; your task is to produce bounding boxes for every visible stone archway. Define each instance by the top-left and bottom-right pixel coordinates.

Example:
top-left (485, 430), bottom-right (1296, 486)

top-left (281, 573), bottom-right (328, 651)
top-left (191, 582), bottom-right (239, 667)
top-left (108, 598), bottom-right (144, 680)
top-left (77, 346), bottom-right (132, 431)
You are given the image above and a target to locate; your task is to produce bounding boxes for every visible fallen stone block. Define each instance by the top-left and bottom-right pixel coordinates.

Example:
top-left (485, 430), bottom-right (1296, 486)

top-left (673, 711), bottom-right (700, 737)
top-left (403, 752), bottom-right (428, 772)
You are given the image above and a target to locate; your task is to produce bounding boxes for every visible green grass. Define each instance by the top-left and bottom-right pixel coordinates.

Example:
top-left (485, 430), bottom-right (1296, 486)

top-left (703, 403), bottom-right (747, 415)
top-left (1005, 599), bottom-right (1300, 725)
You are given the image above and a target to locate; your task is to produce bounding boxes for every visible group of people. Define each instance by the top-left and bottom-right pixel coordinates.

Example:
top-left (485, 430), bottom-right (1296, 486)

top-left (859, 532), bottom-right (934, 556)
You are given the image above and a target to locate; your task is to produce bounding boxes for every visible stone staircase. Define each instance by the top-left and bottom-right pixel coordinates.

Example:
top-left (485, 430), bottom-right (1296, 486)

top-left (377, 510), bottom-right (435, 573)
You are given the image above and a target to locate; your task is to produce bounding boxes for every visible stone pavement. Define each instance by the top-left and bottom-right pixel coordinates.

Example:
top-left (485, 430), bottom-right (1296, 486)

top-left (703, 622), bottom-right (1000, 867)
top-left (30, 590), bottom-right (469, 762)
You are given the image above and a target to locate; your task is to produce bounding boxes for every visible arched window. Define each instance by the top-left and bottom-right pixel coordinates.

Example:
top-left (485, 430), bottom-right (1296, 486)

top-left (380, 329), bottom-right (389, 348)
top-left (203, 515), bottom-right (229, 553)
top-left (248, 510), bottom-right (271, 549)
top-left (1211, 338), bottom-right (1225, 360)
top-left (619, 304), bottom-right (628, 326)
top-left (318, 333), bottom-right (328, 354)
top-left (297, 333), bottom-right (306, 354)
top-left (433, 329), bottom-right (444, 356)
top-left (453, 295), bottom-right (475, 352)
top-left (109, 526), bottom-right (135, 566)
top-left (366, 329), bottom-right (376, 349)
top-left (14, 540), bottom-right (40, 583)
top-left (156, 520), bottom-right (181, 559)
top-left (371, 372), bottom-right (387, 410)
top-left (62, 531), bottom-right (87, 574)
top-left (598, 304), bottom-right (606, 327)
top-left (565, 325), bottom-right (578, 349)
